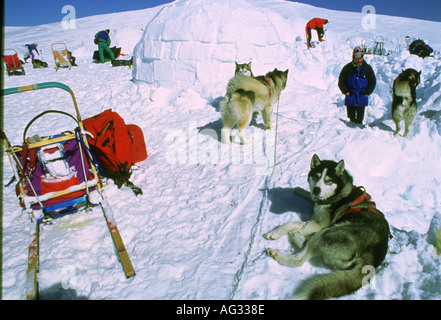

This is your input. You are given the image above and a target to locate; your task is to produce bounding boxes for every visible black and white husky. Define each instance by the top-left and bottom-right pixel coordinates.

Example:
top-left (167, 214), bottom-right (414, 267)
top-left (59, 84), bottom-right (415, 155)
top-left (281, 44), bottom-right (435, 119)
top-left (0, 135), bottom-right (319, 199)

top-left (264, 154), bottom-right (390, 300)
top-left (392, 68), bottom-right (421, 137)
top-left (234, 61), bottom-right (254, 77)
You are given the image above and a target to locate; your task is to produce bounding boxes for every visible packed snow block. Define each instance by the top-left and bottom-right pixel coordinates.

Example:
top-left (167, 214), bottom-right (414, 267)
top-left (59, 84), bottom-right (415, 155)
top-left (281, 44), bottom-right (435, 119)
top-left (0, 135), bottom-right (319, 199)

top-left (236, 44), bottom-right (257, 62)
top-left (133, 57), bottom-right (155, 83)
top-left (175, 62), bottom-right (197, 82)
top-left (178, 42), bottom-right (212, 61)
top-left (141, 40), bottom-right (163, 60)
top-left (256, 44), bottom-right (285, 64)
top-left (162, 20), bottom-right (193, 42)
top-left (195, 61), bottom-right (230, 87)
top-left (211, 43), bottom-right (238, 63)
top-left (153, 60), bottom-right (175, 82)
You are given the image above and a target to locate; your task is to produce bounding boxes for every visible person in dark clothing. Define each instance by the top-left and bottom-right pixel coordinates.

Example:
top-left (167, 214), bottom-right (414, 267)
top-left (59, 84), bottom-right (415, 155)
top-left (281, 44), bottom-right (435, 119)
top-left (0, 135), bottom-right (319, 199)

top-left (94, 29), bottom-right (115, 63)
top-left (24, 43), bottom-right (39, 63)
top-left (68, 51), bottom-right (78, 66)
top-left (338, 47), bottom-right (376, 125)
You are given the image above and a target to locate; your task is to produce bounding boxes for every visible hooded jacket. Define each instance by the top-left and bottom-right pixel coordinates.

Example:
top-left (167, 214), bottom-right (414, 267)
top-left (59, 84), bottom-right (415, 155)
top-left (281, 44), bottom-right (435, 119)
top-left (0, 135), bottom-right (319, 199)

top-left (338, 60), bottom-right (376, 107)
top-left (307, 18), bottom-right (328, 29)
top-left (95, 30), bottom-right (111, 46)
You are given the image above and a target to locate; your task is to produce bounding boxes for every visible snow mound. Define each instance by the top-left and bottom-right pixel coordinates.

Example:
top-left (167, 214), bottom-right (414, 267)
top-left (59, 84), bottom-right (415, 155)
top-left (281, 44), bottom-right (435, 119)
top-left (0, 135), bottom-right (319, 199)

top-left (132, 0), bottom-right (295, 89)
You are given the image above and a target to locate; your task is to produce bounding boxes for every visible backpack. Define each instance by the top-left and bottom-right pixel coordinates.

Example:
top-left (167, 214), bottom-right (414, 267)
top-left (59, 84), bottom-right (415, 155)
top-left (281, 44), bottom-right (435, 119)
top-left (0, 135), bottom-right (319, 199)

top-left (409, 40), bottom-right (433, 58)
top-left (83, 109), bottom-right (147, 195)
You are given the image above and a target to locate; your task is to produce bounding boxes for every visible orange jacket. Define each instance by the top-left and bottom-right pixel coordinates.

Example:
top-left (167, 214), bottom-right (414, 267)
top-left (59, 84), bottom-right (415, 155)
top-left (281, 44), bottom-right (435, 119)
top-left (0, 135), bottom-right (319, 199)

top-left (307, 18), bottom-right (327, 29)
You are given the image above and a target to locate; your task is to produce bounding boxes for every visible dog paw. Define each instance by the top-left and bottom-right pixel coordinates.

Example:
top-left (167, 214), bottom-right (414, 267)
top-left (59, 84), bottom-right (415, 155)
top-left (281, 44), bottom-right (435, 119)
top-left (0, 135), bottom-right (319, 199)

top-left (265, 248), bottom-right (279, 259)
top-left (263, 231), bottom-right (279, 240)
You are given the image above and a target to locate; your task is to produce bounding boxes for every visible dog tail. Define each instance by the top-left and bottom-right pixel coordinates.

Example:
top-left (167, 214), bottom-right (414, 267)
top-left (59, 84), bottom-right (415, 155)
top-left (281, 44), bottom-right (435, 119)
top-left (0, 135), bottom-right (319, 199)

top-left (227, 76), bottom-right (268, 97)
top-left (292, 260), bottom-right (367, 300)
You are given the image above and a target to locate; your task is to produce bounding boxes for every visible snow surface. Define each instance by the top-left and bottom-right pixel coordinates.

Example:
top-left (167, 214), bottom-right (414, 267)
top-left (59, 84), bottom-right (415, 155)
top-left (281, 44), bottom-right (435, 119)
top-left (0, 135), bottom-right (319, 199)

top-left (3, 0), bottom-right (441, 300)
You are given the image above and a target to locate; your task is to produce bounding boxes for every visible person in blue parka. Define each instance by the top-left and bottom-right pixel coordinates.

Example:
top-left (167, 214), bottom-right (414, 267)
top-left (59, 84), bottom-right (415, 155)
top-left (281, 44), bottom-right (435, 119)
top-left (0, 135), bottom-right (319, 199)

top-left (94, 29), bottom-right (115, 63)
top-left (338, 47), bottom-right (376, 124)
top-left (24, 43), bottom-right (39, 63)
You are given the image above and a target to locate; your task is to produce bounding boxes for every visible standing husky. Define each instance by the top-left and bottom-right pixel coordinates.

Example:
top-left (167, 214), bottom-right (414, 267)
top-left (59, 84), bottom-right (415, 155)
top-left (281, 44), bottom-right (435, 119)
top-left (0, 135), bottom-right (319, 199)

top-left (220, 68), bottom-right (289, 144)
top-left (264, 154), bottom-right (390, 300)
top-left (234, 61), bottom-right (254, 77)
top-left (392, 68), bottom-right (421, 137)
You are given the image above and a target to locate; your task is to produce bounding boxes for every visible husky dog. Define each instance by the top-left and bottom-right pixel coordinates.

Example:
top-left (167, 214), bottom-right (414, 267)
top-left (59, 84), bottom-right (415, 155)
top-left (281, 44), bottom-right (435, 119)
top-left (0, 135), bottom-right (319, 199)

top-left (112, 57), bottom-right (133, 68)
top-left (220, 68), bottom-right (289, 144)
top-left (392, 68), bottom-right (421, 137)
top-left (32, 59), bottom-right (48, 68)
top-left (234, 61), bottom-right (254, 77)
top-left (264, 154), bottom-right (390, 300)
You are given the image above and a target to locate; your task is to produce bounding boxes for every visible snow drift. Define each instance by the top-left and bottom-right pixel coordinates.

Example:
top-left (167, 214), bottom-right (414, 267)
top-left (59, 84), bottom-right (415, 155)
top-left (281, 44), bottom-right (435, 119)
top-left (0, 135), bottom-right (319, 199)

top-left (2, 0), bottom-right (441, 300)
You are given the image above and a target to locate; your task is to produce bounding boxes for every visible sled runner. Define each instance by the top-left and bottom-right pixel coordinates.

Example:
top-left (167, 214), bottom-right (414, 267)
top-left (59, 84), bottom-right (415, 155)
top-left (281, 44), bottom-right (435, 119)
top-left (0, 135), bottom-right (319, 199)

top-left (1, 82), bottom-right (135, 300)
top-left (51, 43), bottom-right (72, 71)
top-left (3, 49), bottom-right (26, 76)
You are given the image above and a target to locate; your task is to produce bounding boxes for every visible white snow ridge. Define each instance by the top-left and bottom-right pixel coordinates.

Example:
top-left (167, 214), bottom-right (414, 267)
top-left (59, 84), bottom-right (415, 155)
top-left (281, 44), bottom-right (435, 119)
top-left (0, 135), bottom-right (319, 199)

top-left (3, 0), bottom-right (441, 301)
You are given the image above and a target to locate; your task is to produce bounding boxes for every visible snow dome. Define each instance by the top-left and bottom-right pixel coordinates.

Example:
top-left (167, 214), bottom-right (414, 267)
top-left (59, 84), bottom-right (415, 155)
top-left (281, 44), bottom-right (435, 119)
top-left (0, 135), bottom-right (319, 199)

top-left (132, 0), bottom-right (296, 88)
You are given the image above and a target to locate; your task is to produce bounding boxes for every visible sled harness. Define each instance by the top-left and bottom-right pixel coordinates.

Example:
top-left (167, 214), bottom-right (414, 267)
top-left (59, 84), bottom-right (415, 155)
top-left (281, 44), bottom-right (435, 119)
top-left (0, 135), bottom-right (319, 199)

top-left (255, 75), bottom-right (272, 98)
top-left (344, 186), bottom-right (383, 217)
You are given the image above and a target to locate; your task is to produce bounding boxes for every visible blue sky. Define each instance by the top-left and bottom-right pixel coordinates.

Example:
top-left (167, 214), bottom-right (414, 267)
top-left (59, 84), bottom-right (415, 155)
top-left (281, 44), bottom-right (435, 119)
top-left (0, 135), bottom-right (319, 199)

top-left (3, 0), bottom-right (441, 26)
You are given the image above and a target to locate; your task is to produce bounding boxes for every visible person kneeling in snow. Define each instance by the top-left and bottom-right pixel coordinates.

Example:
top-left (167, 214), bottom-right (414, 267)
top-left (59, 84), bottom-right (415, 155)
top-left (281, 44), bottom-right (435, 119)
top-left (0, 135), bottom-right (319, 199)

top-left (94, 29), bottom-right (115, 63)
top-left (338, 47), bottom-right (376, 125)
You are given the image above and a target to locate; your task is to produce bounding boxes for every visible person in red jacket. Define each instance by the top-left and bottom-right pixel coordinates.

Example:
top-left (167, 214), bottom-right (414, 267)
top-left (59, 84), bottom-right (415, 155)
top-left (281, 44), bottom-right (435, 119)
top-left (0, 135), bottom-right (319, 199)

top-left (306, 18), bottom-right (329, 48)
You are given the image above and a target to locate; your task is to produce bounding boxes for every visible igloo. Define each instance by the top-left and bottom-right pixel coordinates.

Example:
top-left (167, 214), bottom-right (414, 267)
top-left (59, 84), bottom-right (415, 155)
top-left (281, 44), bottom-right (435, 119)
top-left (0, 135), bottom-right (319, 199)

top-left (132, 0), bottom-right (296, 89)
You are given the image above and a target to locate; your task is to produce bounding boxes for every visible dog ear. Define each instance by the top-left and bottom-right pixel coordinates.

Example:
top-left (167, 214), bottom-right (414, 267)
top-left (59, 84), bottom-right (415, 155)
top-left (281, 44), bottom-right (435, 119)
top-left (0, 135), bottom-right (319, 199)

top-left (335, 160), bottom-right (345, 177)
top-left (311, 154), bottom-right (321, 169)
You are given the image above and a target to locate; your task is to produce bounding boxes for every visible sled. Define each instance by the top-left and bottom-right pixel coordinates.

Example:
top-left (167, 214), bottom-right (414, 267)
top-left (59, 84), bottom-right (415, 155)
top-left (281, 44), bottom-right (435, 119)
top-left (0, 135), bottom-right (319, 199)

top-left (2, 49), bottom-right (26, 76)
top-left (51, 43), bottom-right (71, 71)
top-left (1, 82), bottom-right (136, 300)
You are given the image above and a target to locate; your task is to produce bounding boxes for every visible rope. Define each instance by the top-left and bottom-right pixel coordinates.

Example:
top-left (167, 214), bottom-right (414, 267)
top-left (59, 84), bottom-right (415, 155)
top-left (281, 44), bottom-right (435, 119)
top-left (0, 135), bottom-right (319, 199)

top-left (230, 95), bottom-right (281, 299)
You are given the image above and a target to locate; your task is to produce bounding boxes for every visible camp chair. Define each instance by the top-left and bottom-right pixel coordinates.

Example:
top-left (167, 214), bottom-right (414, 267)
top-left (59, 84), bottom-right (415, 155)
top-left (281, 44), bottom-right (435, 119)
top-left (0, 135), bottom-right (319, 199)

top-left (51, 43), bottom-right (71, 71)
top-left (1, 82), bottom-right (135, 300)
top-left (3, 49), bottom-right (25, 76)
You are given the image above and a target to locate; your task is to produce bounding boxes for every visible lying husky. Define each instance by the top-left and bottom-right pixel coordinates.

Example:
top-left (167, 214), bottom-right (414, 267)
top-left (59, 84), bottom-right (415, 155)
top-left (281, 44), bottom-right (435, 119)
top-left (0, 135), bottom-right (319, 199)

top-left (264, 154), bottom-right (390, 300)
top-left (220, 68), bottom-right (288, 144)
top-left (392, 68), bottom-right (421, 137)
top-left (234, 61), bottom-right (254, 77)
top-left (32, 59), bottom-right (48, 68)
